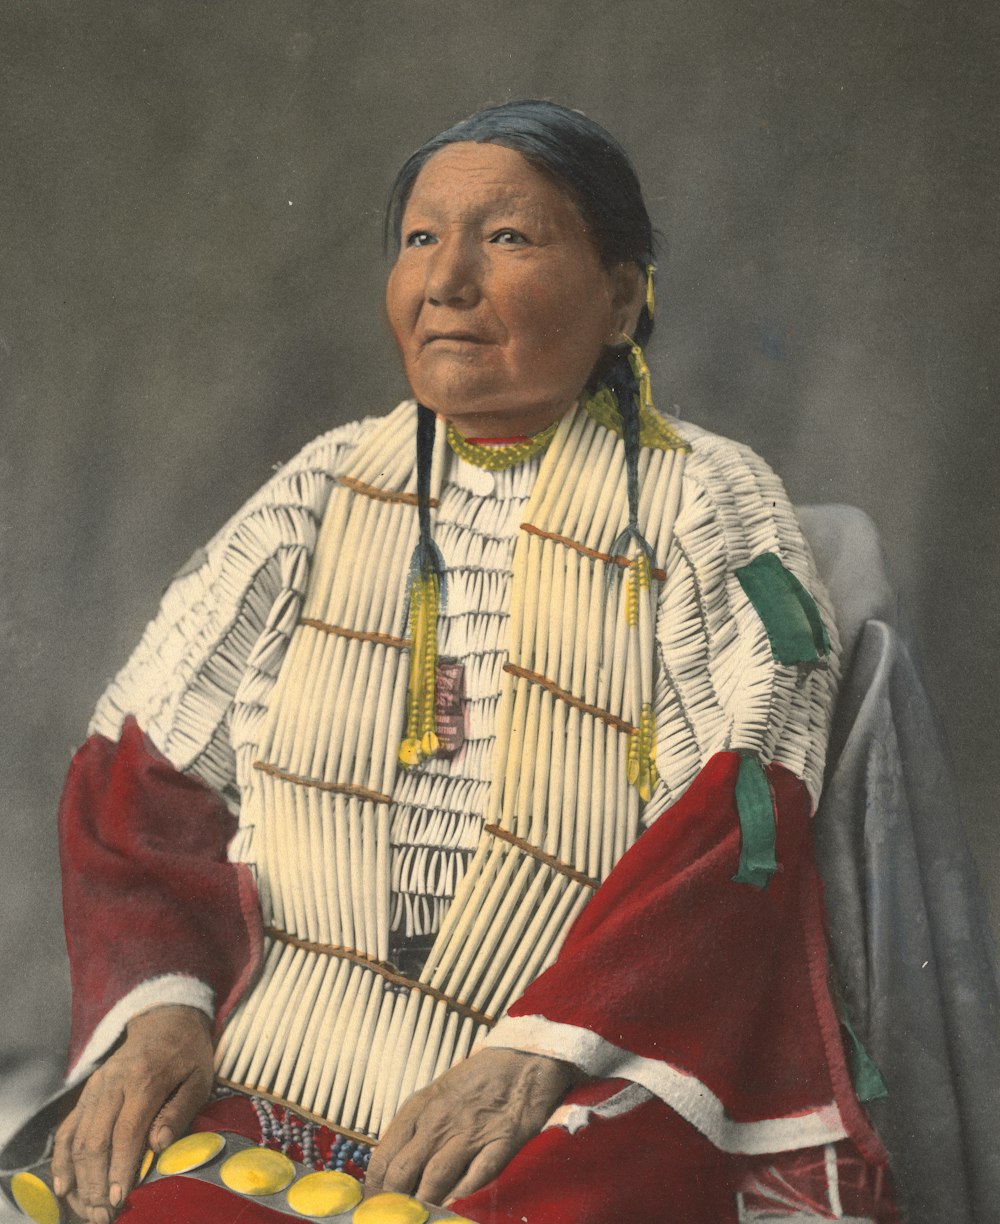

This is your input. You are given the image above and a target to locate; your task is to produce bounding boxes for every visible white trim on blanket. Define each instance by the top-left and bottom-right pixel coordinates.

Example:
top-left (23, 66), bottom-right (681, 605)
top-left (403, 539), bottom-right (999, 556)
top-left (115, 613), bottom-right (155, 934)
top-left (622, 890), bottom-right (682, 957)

top-left (480, 1014), bottom-right (848, 1156)
top-left (546, 1081), bottom-right (654, 1135)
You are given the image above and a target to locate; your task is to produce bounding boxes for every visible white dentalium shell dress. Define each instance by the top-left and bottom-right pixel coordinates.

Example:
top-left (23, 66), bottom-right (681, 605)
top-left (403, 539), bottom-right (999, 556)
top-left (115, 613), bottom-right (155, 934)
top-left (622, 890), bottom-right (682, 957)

top-left (87, 399), bottom-right (840, 1142)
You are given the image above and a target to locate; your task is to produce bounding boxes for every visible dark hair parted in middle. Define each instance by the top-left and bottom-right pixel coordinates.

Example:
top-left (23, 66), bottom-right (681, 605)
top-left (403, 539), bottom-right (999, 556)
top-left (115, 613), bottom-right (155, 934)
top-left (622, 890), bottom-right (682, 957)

top-left (384, 99), bottom-right (657, 347)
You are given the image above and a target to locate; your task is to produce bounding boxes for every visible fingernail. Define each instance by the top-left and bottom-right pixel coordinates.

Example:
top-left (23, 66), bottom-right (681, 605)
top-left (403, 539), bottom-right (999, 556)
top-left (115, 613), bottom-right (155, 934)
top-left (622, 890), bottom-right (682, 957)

top-left (91, 1209), bottom-right (111, 1224)
top-left (153, 1126), bottom-right (173, 1150)
top-left (52, 1176), bottom-right (65, 1196)
top-left (109, 1183), bottom-right (123, 1207)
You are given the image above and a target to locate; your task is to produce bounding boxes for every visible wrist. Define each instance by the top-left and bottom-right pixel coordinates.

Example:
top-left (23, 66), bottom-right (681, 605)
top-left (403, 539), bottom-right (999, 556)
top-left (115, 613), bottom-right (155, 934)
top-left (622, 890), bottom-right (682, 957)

top-left (126, 1003), bottom-right (212, 1037)
top-left (550, 1055), bottom-right (586, 1087)
top-left (536, 1053), bottom-right (585, 1093)
top-left (484, 1047), bottom-right (584, 1093)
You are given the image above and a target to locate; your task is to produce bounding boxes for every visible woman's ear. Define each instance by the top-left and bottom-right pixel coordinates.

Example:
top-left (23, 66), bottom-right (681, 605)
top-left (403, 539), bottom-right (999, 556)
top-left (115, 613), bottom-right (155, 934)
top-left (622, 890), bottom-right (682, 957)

top-left (609, 262), bottom-right (648, 341)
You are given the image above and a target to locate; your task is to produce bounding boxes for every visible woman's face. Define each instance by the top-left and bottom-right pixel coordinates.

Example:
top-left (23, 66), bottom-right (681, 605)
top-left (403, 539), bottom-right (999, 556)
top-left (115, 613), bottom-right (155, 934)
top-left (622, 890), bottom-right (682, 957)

top-left (386, 142), bottom-right (642, 437)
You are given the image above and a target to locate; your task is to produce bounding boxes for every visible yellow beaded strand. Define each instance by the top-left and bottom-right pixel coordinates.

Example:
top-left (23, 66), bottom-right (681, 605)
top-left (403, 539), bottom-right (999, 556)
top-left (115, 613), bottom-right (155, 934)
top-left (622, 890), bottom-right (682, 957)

top-left (636, 702), bottom-right (658, 801)
top-left (398, 571), bottom-right (441, 768)
top-left (623, 551), bottom-right (658, 800)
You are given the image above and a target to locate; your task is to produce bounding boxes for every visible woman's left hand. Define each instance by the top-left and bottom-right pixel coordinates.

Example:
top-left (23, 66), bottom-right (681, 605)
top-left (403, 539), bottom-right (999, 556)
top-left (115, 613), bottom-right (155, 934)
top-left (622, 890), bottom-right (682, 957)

top-left (366, 1048), bottom-right (580, 1206)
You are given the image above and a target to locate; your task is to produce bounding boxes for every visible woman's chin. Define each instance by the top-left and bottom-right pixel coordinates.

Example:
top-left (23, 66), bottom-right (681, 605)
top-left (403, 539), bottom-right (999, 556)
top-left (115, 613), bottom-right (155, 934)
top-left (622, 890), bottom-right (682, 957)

top-left (408, 377), bottom-right (577, 436)
top-left (409, 384), bottom-right (510, 429)
top-left (421, 398), bottom-right (572, 439)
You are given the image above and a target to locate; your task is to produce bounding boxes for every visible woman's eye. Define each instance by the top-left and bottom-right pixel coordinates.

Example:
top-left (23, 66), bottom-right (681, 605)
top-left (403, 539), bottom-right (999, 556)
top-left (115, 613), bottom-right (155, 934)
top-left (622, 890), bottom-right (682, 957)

top-left (405, 231), bottom-right (436, 248)
top-left (490, 229), bottom-right (528, 246)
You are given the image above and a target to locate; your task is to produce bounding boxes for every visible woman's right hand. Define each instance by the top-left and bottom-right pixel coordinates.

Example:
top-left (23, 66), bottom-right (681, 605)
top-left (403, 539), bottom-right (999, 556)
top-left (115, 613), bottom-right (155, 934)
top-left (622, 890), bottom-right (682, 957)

top-left (51, 1004), bottom-right (215, 1224)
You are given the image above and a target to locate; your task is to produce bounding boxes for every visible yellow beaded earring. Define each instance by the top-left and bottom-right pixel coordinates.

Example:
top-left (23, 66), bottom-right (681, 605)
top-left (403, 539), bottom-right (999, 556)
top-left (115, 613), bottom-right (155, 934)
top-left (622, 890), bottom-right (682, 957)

top-left (623, 332), bottom-right (655, 417)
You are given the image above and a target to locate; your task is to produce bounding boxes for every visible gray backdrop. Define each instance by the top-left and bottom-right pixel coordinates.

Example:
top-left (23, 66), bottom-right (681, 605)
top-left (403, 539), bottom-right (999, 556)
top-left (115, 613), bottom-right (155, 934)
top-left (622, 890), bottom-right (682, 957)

top-left (1, 0), bottom-right (997, 1093)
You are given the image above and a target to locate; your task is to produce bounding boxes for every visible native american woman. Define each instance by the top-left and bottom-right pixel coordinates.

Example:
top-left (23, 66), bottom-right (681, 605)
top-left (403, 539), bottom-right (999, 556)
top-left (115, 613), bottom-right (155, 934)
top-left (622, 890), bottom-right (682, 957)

top-left (4, 101), bottom-right (901, 1224)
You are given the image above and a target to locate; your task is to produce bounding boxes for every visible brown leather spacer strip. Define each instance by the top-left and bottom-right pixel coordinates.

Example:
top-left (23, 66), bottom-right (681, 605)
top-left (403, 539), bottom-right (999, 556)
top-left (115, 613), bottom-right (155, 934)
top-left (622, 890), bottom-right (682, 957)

top-left (215, 1074), bottom-right (378, 1146)
top-left (264, 926), bottom-right (497, 1029)
top-left (484, 824), bottom-right (600, 891)
top-left (520, 522), bottom-right (667, 582)
top-left (339, 475), bottom-right (439, 508)
top-left (252, 761), bottom-right (393, 806)
top-left (299, 618), bottom-right (410, 650)
top-left (503, 662), bottom-right (638, 735)
top-left (265, 926), bottom-right (397, 973)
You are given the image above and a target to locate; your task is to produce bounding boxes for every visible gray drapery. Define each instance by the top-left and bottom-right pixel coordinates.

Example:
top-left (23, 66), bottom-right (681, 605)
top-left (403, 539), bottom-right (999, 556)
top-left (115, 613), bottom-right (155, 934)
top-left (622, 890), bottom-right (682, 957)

top-left (801, 504), bottom-right (1000, 1224)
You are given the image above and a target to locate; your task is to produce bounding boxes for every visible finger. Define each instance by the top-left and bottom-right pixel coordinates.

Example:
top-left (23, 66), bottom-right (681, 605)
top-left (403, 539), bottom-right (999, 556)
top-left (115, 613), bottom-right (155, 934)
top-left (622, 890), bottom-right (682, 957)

top-left (69, 1082), bottom-right (126, 1214)
top-left (414, 1135), bottom-right (477, 1207)
top-left (106, 1077), bottom-right (183, 1207)
top-left (65, 1189), bottom-right (90, 1223)
top-left (52, 1105), bottom-right (80, 1198)
top-left (366, 1102), bottom-right (421, 1190)
top-left (147, 1064), bottom-right (214, 1151)
top-left (381, 1120), bottom-right (447, 1199)
top-left (379, 1141), bottom-right (424, 1197)
top-left (445, 1138), bottom-right (514, 1205)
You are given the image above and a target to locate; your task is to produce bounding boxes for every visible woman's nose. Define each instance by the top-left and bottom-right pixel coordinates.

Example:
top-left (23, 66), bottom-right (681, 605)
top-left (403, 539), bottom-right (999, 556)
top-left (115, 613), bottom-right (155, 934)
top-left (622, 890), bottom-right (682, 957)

top-left (425, 237), bottom-right (480, 307)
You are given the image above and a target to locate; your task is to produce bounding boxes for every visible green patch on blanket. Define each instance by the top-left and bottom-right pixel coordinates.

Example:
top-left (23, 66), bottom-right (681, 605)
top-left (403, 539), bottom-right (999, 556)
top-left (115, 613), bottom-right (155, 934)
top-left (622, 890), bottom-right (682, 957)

top-left (735, 552), bottom-right (830, 666)
top-left (732, 752), bottom-right (778, 890)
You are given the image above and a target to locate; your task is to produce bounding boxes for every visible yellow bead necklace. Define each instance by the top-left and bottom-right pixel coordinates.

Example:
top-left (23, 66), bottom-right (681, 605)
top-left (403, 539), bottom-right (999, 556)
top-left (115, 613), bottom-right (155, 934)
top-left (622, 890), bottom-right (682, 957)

top-left (446, 420), bottom-right (558, 471)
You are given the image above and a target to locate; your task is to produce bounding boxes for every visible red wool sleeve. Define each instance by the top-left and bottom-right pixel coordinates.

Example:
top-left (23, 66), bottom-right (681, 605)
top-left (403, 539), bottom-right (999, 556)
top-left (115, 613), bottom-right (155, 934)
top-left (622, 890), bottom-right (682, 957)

top-left (59, 717), bottom-right (263, 1073)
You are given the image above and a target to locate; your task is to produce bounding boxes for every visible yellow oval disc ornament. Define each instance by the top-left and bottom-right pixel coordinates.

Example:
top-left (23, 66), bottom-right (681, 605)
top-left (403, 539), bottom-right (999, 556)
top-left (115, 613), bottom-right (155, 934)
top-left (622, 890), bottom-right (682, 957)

top-left (10, 1172), bottom-right (59, 1224)
top-left (156, 1131), bottom-right (226, 1176)
top-left (219, 1147), bottom-right (295, 1196)
top-left (353, 1192), bottom-right (429, 1224)
top-left (138, 1148), bottom-right (155, 1183)
top-left (286, 1169), bottom-right (363, 1216)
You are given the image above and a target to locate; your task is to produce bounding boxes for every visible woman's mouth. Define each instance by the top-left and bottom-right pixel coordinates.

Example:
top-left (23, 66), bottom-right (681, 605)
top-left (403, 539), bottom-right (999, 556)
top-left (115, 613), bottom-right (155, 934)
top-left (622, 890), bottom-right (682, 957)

top-left (423, 332), bottom-right (491, 346)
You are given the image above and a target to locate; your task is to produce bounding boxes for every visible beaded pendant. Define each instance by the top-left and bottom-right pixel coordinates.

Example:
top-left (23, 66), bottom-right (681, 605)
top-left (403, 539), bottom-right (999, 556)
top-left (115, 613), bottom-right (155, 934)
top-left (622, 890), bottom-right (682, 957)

top-left (398, 571), bottom-right (442, 768)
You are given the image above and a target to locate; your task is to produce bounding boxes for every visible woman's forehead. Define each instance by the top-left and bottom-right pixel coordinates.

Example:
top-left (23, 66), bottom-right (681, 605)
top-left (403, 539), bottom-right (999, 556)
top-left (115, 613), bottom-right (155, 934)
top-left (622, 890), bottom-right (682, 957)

top-left (403, 142), bottom-right (583, 224)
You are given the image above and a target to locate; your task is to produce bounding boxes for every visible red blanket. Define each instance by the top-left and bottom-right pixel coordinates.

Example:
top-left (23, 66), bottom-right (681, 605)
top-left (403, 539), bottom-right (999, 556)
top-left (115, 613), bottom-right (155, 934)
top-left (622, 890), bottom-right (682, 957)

top-left (60, 717), bottom-right (262, 1074)
top-left (58, 725), bottom-right (894, 1220)
top-left (489, 753), bottom-right (886, 1163)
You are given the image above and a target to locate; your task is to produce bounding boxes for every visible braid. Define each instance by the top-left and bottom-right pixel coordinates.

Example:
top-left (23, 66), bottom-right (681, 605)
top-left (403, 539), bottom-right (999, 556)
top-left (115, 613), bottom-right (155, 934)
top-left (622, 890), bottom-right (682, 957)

top-left (603, 349), bottom-right (654, 566)
top-left (413, 404), bottom-right (442, 585)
